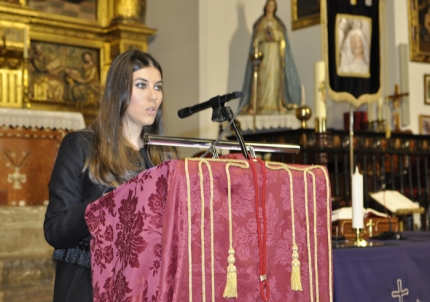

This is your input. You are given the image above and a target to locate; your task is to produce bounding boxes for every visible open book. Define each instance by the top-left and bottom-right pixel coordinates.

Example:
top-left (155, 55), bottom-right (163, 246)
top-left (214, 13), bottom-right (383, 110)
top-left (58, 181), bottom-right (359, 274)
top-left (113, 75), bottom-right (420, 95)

top-left (369, 190), bottom-right (419, 213)
top-left (332, 207), bottom-right (388, 222)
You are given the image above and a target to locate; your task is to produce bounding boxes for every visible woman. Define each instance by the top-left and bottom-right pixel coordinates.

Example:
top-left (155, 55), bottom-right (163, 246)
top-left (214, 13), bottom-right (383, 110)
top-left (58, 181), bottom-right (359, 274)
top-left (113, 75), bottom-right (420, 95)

top-left (44, 50), bottom-right (178, 301)
top-left (338, 28), bottom-right (370, 76)
top-left (241, 0), bottom-right (301, 115)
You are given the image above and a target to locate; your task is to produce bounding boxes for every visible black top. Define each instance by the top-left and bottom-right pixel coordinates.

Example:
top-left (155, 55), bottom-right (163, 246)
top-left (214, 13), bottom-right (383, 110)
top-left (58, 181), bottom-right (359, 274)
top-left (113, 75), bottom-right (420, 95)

top-left (44, 130), bottom-right (153, 301)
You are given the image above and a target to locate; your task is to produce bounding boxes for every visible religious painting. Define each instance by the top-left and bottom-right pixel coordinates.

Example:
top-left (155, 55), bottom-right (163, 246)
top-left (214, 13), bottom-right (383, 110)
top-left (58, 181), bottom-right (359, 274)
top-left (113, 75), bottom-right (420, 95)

top-left (408, 0), bottom-right (430, 62)
top-left (291, 0), bottom-right (320, 30)
top-left (424, 74), bottom-right (430, 104)
top-left (323, 0), bottom-right (381, 107)
top-left (28, 41), bottom-right (102, 107)
top-left (27, 0), bottom-right (98, 22)
top-left (336, 15), bottom-right (371, 78)
top-left (419, 115), bottom-right (430, 134)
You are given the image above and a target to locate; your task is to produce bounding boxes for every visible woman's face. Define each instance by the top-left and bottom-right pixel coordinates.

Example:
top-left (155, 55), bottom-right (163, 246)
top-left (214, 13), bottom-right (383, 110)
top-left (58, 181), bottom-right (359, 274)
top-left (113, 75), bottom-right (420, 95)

top-left (265, 1), bottom-right (276, 14)
top-left (350, 33), bottom-right (363, 56)
top-left (124, 66), bottom-right (163, 131)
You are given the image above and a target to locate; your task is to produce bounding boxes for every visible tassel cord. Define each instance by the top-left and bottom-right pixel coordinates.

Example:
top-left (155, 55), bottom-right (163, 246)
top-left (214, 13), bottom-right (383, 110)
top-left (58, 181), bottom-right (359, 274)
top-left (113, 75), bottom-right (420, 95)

top-left (249, 158), bottom-right (270, 301)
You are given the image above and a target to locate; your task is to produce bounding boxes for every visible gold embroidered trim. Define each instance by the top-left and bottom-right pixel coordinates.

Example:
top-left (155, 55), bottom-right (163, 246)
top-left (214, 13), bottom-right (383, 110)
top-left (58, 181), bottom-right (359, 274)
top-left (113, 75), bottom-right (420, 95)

top-left (185, 158), bottom-right (193, 302)
top-left (197, 160), bottom-right (215, 301)
top-left (265, 162), bottom-right (302, 291)
top-left (184, 159), bottom-right (332, 301)
top-left (223, 160), bottom-right (249, 298)
top-left (266, 163), bottom-right (332, 301)
top-left (185, 158), bottom-right (249, 301)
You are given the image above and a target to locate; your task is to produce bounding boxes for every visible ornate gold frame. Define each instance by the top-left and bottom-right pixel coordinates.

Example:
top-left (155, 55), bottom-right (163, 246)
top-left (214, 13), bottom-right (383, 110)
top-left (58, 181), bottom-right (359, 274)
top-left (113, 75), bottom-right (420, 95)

top-left (408, 0), bottom-right (430, 63)
top-left (424, 74), bottom-right (430, 104)
top-left (419, 115), bottom-right (430, 134)
top-left (291, 0), bottom-right (320, 30)
top-left (0, 1), bottom-right (155, 125)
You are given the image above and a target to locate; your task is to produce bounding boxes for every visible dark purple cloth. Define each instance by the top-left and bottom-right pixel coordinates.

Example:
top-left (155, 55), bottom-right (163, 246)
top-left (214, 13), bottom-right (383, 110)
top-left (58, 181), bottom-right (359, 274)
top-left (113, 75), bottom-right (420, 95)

top-left (333, 231), bottom-right (430, 301)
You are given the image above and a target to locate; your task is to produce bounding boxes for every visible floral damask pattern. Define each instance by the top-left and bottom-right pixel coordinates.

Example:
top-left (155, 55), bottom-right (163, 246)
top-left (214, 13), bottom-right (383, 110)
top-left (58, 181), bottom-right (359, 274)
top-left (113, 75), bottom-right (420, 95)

top-left (85, 158), bottom-right (332, 301)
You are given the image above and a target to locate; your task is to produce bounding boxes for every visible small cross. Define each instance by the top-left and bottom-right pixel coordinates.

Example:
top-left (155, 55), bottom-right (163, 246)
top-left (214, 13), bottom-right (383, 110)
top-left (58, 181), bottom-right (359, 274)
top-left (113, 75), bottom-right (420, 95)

top-left (391, 279), bottom-right (409, 302)
top-left (387, 85), bottom-right (409, 131)
top-left (387, 85), bottom-right (409, 105)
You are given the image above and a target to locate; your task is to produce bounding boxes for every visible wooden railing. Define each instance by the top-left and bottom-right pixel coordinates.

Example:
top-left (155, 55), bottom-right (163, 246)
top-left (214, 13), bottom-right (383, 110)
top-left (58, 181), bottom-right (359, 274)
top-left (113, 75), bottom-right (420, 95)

top-left (230, 128), bottom-right (430, 230)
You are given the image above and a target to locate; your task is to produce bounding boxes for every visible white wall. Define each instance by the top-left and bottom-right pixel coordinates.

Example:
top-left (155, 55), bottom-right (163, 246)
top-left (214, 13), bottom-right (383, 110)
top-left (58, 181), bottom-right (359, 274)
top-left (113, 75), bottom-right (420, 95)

top-left (147, 0), bottom-right (430, 143)
top-left (145, 0), bottom-right (199, 157)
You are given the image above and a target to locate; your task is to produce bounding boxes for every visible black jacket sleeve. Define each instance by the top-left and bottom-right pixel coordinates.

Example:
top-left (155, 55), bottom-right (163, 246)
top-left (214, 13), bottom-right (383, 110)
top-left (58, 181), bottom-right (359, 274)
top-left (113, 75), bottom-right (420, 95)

top-left (44, 131), bottom-right (109, 249)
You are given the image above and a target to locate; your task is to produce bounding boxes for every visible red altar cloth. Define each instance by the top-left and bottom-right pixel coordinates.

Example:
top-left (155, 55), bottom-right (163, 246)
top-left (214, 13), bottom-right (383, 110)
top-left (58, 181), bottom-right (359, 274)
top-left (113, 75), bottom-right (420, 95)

top-left (85, 157), bottom-right (333, 301)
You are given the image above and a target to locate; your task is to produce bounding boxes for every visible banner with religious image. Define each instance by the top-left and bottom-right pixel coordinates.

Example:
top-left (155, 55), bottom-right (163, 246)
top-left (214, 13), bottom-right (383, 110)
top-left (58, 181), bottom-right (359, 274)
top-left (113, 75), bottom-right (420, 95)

top-left (322, 0), bottom-right (381, 107)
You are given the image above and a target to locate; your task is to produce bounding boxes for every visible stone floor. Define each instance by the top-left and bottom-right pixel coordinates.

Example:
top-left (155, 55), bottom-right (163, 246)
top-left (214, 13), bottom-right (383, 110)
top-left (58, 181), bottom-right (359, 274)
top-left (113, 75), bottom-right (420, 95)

top-left (0, 255), bottom-right (55, 302)
top-left (0, 206), bottom-right (55, 302)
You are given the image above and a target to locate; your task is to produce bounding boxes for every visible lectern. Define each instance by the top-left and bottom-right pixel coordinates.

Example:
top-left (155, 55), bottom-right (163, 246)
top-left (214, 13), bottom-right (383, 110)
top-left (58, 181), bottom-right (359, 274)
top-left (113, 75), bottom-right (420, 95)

top-left (85, 150), bottom-right (332, 301)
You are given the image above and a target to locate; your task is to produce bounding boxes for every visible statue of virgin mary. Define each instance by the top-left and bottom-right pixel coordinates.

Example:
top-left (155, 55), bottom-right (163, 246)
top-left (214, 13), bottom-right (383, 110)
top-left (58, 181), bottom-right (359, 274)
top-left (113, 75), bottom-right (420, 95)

top-left (241, 0), bottom-right (301, 115)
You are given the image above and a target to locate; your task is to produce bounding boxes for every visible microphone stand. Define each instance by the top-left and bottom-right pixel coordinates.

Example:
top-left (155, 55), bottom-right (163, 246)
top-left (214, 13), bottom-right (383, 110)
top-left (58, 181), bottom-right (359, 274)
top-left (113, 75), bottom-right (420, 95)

top-left (210, 98), bottom-right (249, 159)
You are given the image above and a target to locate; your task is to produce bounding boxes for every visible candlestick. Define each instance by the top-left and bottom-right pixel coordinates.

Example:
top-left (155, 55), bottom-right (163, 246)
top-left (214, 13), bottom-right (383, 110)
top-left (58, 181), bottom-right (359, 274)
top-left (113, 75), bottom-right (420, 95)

top-left (367, 102), bottom-right (374, 122)
top-left (301, 84), bottom-right (306, 106)
top-left (314, 61), bottom-right (326, 118)
top-left (23, 27), bottom-right (28, 59)
top-left (377, 97), bottom-right (383, 121)
top-left (352, 167), bottom-right (364, 229)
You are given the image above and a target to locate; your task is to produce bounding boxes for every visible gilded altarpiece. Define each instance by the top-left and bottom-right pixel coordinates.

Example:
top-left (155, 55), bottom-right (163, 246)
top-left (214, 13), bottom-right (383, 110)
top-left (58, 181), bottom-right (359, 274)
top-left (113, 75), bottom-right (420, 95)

top-left (0, 0), bottom-right (154, 124)
top-left (0, 0), bottom-right (154, 206)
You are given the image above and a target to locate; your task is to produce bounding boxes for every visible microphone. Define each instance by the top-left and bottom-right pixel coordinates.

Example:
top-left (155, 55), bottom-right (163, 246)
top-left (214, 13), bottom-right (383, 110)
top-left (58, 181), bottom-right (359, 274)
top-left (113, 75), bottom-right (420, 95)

top-left (178, 91), bottom-right (243, 119)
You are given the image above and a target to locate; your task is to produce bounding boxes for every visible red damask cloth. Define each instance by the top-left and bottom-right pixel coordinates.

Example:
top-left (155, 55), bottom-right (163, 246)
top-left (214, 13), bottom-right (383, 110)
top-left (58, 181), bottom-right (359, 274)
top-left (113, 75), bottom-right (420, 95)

top-left (85, 157), bottom-right (333, 302)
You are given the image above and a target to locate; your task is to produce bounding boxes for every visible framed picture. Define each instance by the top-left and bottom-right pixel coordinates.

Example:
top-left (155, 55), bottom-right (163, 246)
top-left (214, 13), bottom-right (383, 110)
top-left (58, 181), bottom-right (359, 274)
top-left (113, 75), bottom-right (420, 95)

top-left (408, 0), bottom-right (430, 62)
top-left (29, 41), bottom-right (102, 105)
top-left (291, 0), bottom-right (320, 30)
top-left (26, 37), bottom-right (106, 125)
top-left (26, 0), bottom-right (98, 22)
top-left (419, 115), bottom-right (430, 134)
top-left (424, 74), bottom-right (430, 104)
top-left (335, 15), bottom-right (372, 78)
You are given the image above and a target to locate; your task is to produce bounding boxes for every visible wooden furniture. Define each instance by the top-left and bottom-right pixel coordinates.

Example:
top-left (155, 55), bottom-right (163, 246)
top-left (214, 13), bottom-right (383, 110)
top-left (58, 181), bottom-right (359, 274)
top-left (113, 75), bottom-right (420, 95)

top-left (0, 125), bottom-right (67, 205)
top-left (230, 128), bottom-right (430, 230)
top-left (0, 108), bottom-right (85, 205)
top-left (332, 217), bottom-right (399, 240)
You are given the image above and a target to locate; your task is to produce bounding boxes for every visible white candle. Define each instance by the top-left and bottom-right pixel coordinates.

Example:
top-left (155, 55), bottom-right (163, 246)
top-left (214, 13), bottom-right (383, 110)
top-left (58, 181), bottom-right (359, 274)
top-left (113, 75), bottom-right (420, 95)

top-left (301, 84), bottom-right (306, 106)
top-left (23, 28), bottom-right (28, 59)
top-left (367, 102), bottom-right (374, 122)
top-left (352, 167), bottom-right (364, 229)
top-left (314, 61), bottom-right (326, 118)
top-left (377, 97), bottom-right (383, 121)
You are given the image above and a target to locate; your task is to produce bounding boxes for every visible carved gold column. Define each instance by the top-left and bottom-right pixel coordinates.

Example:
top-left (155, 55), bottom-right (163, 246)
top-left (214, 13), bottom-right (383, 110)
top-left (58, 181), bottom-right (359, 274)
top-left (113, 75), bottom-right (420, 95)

top-left (114, 0), bottom-right (140, 23)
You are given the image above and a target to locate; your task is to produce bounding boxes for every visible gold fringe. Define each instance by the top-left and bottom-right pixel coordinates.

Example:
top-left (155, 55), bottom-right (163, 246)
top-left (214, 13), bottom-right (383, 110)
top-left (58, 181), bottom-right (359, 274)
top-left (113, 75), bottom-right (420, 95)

top-left (290, 244), bottom-right (303, 291)
top-left (223, 248), bottom-right (238, 298)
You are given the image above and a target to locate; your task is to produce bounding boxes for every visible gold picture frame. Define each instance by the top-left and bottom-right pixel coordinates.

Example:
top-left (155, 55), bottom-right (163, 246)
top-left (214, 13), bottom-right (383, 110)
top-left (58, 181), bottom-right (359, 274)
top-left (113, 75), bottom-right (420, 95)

top-left (291, 0), bottom-right (321, 30)
top-left (424, 74), bottom-right (430, 104)
top-left (408, 0), bottom-right (430, 63)
top-left (419, 115), bottom-right (430, 134)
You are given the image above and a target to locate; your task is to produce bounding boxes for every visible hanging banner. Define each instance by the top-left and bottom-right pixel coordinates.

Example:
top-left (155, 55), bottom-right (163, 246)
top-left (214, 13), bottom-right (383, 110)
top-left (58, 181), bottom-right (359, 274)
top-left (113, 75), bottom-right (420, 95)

top-left (322, 0), bottom-right (381, 107)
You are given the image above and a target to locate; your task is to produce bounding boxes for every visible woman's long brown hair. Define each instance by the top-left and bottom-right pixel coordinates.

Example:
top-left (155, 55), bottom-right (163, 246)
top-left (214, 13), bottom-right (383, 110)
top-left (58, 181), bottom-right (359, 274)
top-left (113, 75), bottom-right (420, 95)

top-left (85, 50), bottom-right (178, 187)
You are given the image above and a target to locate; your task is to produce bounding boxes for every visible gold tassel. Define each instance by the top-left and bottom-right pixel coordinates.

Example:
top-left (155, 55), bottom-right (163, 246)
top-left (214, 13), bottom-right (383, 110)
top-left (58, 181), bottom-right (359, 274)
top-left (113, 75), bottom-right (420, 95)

top-left (291, 244), bottom-right (303, 291)
top-left (223, 248), bottom-right (238, 298)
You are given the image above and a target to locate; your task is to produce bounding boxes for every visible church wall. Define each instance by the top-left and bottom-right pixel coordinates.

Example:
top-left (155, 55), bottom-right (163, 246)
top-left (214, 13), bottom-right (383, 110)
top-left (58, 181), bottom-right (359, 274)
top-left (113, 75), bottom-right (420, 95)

top-left (147, 0), bottom-right (430, 143)
top-left (146, 0), bottom-right (200, 157)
